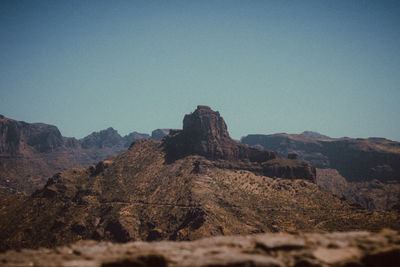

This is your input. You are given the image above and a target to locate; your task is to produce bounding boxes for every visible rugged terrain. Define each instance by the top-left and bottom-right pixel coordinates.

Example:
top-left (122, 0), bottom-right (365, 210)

top-left (241, 132), bottom-right (400, 210)
top-left (0, 114), bottom-right (149, 194)
top-left (241, 132), bottom-right (400, 183)
top-left (317, 169), bottom-right (400, 211)
top-left (3, 112), bottom-right (399, 212)
top-left (0, 106), bottom-right (398, 252)
top-left (0, 230), bottom-right (399, 267)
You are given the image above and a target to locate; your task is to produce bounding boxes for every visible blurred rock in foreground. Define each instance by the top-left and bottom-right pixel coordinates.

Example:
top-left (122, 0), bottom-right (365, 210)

top-left (1, 230), bottom-right (399, 267)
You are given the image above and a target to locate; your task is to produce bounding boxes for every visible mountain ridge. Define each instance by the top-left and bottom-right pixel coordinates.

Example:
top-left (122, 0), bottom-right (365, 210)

top-left (0, 106), bottom-right (398, 251)
top-left (0, 115), bottom-right (149, 194)
top-left (2, 112), bottom-right (399, 211)
top-left (241, 131), bottom-right (400, 210)
top-left (241, 132), bottom-right (400, 183)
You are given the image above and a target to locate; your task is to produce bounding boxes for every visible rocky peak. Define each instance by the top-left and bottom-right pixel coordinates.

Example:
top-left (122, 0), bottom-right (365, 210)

top-left (163, 106), bottom-right (316, 181)
top-left (0, 116), bottom-right (63, 154)
top-left (164, 106), bottom-right (244, 161)
top-left (164, 106), bottom-right (277, 162)
top-left (26, 123), bottom-right (64, 152)
top-left (182, 105), bottom-right (230, 142)
top-left (80, 127), bottom-right (122, 149)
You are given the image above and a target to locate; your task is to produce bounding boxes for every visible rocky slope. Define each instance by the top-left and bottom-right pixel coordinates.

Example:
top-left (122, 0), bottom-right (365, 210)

top-left (0, 106), bottom-right (398, 251)
top-left (164, 106), bottom-right (315, 181)
top-left (241, 132), bottom-right (400, 210)
top-left (0, 114), bottom-right (149, 194)
top-left (241, 133), bottom-right (400, 183)
top-left (0, 230), bottom-right (399, 267)
top-left (317, 169), bottom-right (400, 211)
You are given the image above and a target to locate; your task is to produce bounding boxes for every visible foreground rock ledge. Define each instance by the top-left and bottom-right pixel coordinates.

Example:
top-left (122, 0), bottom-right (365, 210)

top-left (1, 230), bottom-right (399, 267)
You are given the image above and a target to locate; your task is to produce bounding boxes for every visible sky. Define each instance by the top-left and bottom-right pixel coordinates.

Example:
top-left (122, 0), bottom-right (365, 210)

top-left (1, 0), bottom-right (399, 141)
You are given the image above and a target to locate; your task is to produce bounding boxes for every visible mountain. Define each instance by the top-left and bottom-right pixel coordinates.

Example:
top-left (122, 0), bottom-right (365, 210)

top-left (0, 114), bottom-right (149, 194)
top-left (241, 132), bottom-right (400, 210)
top-left (81, 127), bottom-right (150, 149)
top-left (241, 133), bottom-right (400, 183)
top-left (164, 106), bottom-right (315, 181)
top-left (0, 106), bottom-right (398, 251)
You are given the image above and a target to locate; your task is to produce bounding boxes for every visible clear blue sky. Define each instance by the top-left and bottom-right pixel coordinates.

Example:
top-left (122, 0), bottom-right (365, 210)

top-left (1, 0), bottom-right (399, 141)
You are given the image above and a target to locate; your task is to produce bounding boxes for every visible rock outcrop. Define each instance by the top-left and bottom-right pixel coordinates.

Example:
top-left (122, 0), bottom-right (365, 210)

top-left (241, 132), bottom-right (400, 210)
top-left (0, 115), bottom-right (149, 194)
top-left (0, 115), bottom-right (64, 155)
top-left (317, 169), bottom-right (400, 211)
top-left (164, 106), bottom-right (315, 181)
top-left (1, 230), bottom-right (399, 267)
top-left (241, 133), bottom-right (400, 183)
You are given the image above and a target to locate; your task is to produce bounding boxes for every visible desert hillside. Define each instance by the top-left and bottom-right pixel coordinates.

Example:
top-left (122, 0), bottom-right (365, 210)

top-left (1, 106), bottom-right (398, 252)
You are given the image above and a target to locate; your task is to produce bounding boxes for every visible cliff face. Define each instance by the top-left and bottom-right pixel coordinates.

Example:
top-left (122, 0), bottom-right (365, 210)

top-left (241, 133), bottom-right (400, 183)
top-left (165, 106), bottom-right (315, 181)
top-left (164, 105), bottom-right (244, 161)
top-left (0, 115), bottom-right (149, 194)
top-left (241, 133), bottom-right (400, 211)
top-left (321, 138), bottom-right (400, 183)
top-left (317, 169), bottom-right (400, 211)
top-left (0, 116), bottom-right (63, 155)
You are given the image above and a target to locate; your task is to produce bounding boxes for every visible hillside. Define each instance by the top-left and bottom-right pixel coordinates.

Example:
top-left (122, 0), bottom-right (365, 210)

top-left (241, 132), bottom-right (400, 210)
top-left (0, 106), bottom-right (398, 251)
top-left (317, 169), bottom-right (400, 211)
top-left (241, 133), bottom-right (400, 183)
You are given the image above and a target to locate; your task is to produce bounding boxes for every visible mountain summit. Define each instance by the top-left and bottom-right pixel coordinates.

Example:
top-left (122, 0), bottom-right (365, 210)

top-left (165, 105), bottom-right (276, 162)
top-left (165, 106), bottom-right (316, 181)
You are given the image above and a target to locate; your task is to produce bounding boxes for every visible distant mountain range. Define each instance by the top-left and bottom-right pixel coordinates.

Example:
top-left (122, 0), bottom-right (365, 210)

top-left (1, 106), bottom-right (398, 251)
top-left (1, 112), bottom-right (399, 211)
top-left (241, 132), bottom-right (400, 210)
top-left (241, 132), bottom-right (400, 183)
top-left (0, 114), bottom-right (149, 194)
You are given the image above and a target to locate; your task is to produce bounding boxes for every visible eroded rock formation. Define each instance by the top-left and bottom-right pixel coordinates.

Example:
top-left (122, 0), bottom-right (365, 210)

top-left (241, 133), bottom-right (400, 183)
top-left (0, 115), bottom-right (149, 194)
top-left (241, 132), bottom-right (400, 210)
top-left (164, 106), bottom-right (315, 181)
